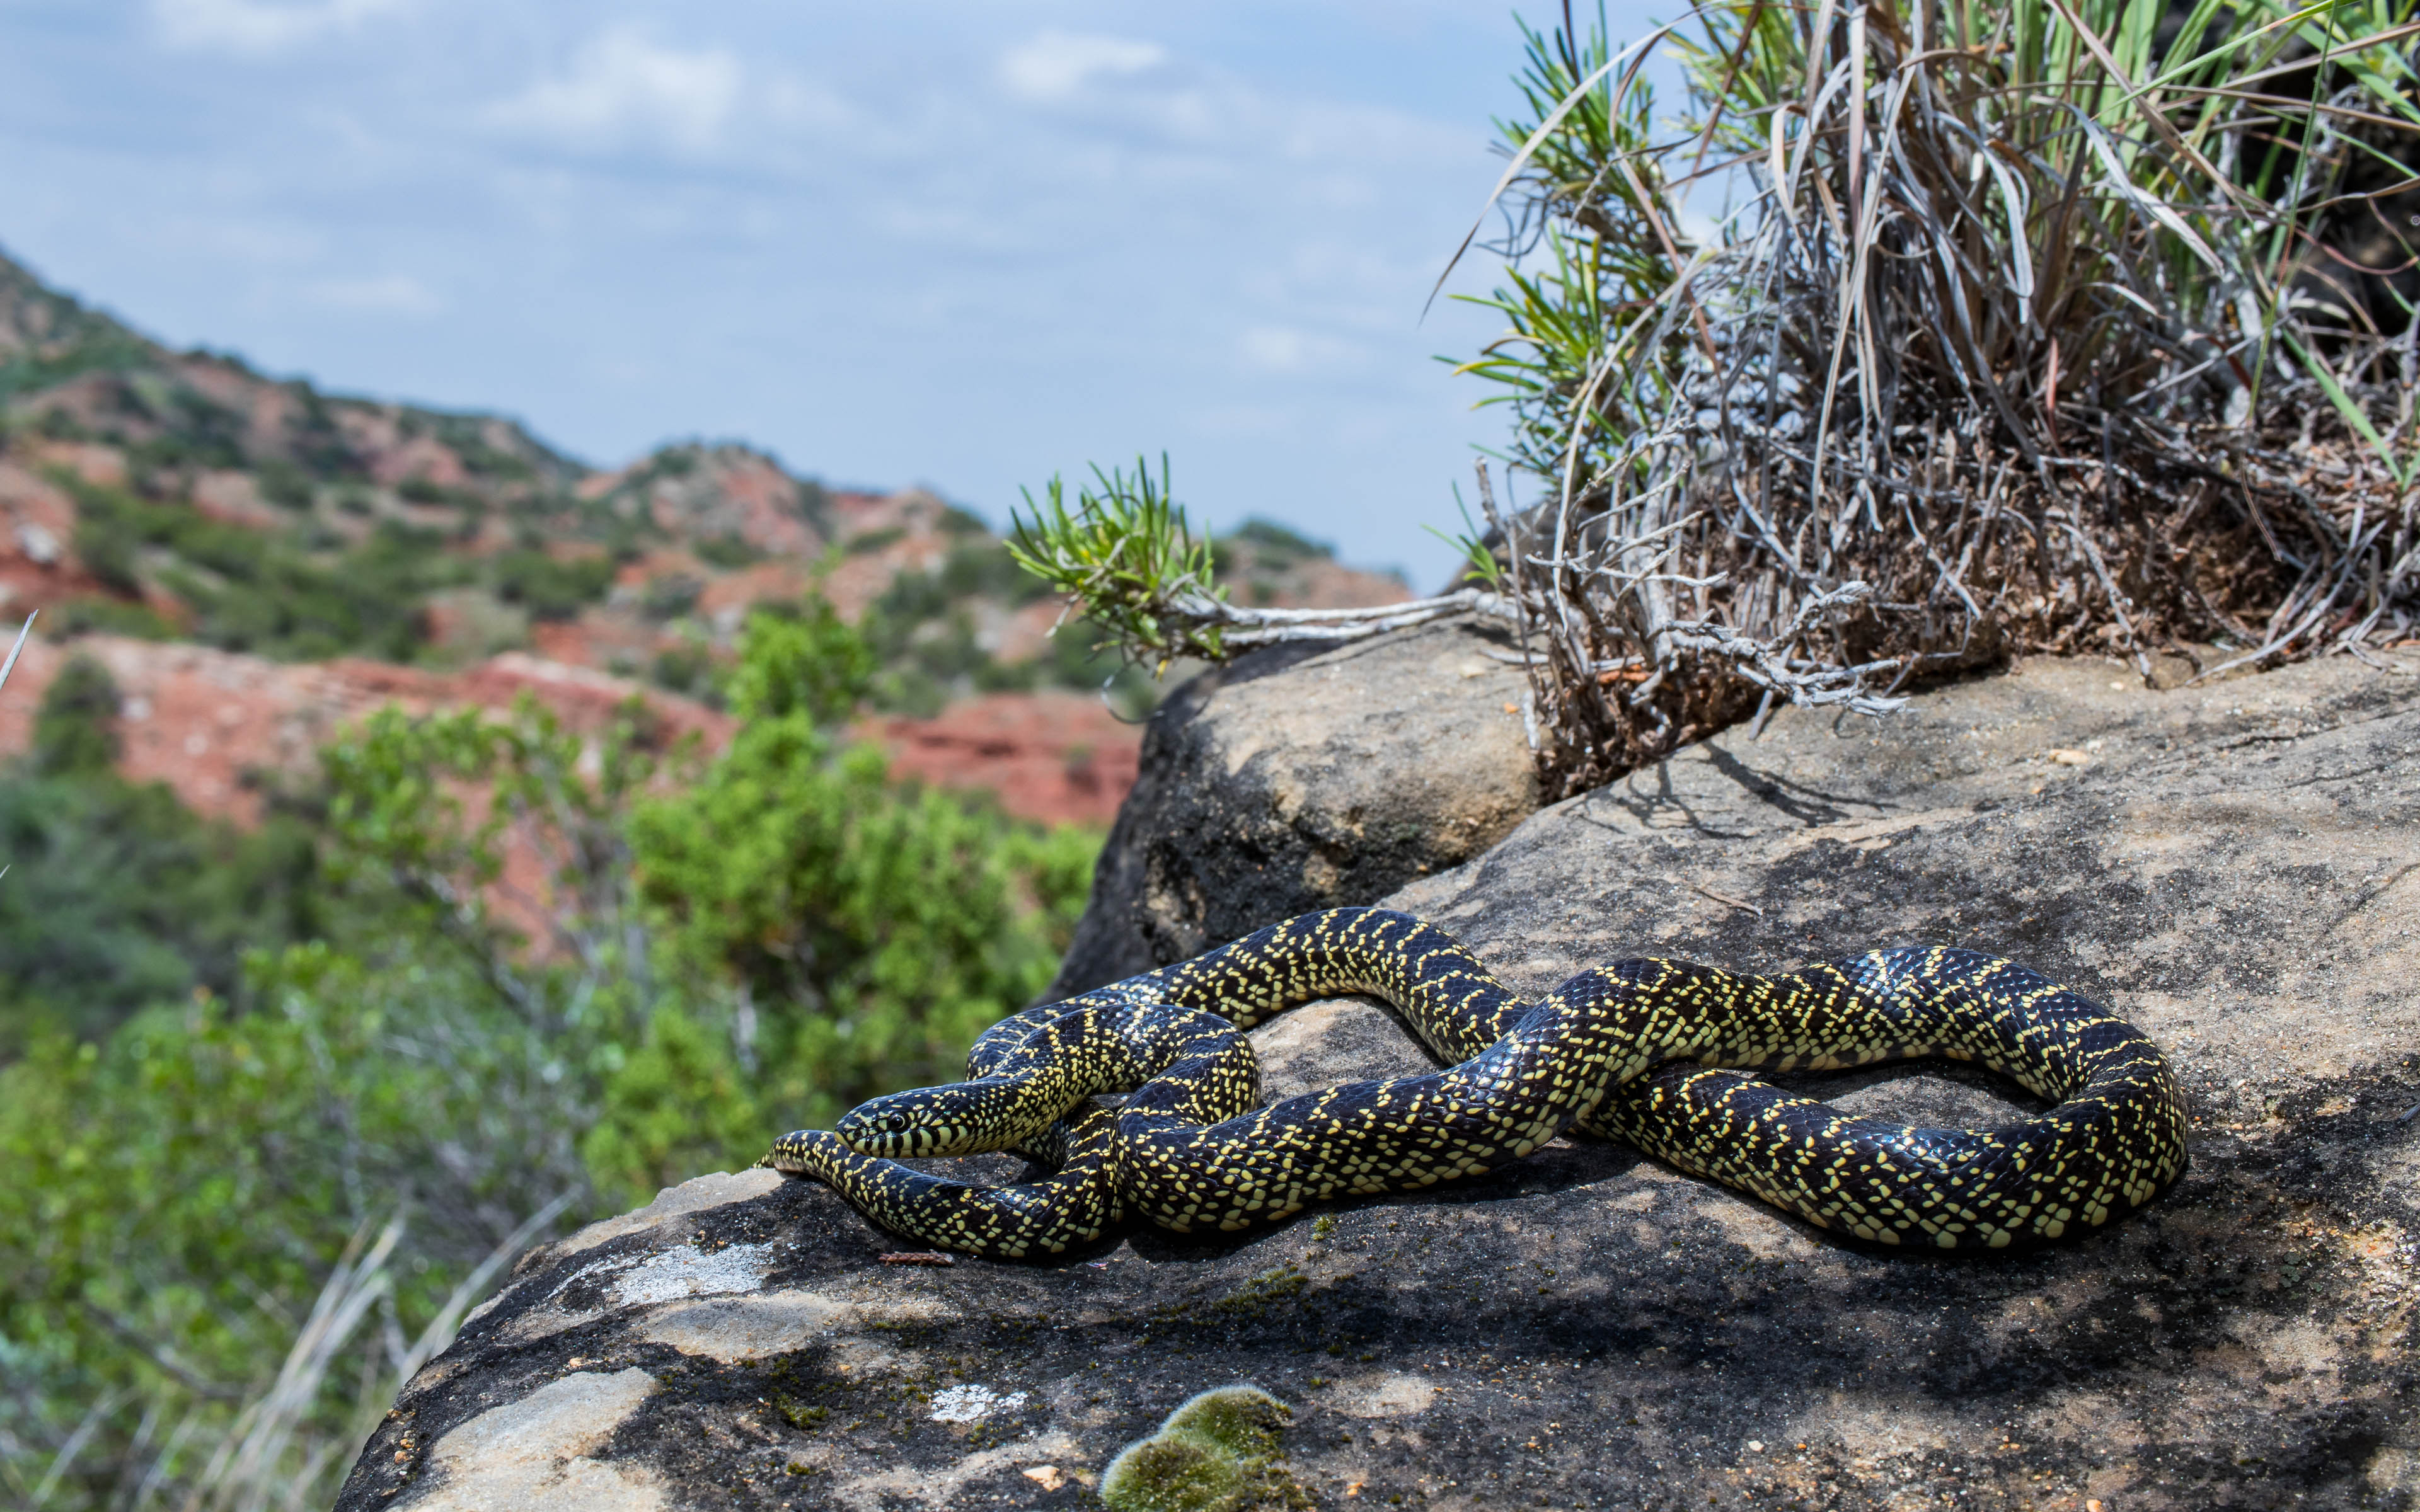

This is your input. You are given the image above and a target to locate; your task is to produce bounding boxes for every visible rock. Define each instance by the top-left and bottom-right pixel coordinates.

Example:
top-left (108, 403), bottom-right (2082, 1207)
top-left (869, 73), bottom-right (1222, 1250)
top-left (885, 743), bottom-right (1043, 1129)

top-left (342, 650), bottom-right (2420, 1511)
top-left (865, 691), bottom-right (1143, 829)
top-left (1049, 616), bottom-right (1541, 996)
top-left (403, 1368), bottom-right (666, 1512)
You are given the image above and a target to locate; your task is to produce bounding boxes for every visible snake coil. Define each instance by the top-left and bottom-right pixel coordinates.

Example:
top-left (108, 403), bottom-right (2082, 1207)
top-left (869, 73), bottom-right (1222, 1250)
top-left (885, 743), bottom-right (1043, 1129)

top-left (763, 908), bottom-right (2187, 1258)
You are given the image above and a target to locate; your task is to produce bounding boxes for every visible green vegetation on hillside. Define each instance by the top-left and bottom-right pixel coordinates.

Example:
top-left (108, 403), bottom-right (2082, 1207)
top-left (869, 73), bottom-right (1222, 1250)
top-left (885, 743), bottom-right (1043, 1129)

top-left (0, 257), bottom-right (161, 405)
top-left (60, 469), bottom-right (464, 660)
top-left (0, 601), bottom-right (1098, 1511)
top-left (1, 246), bottom-right (1398, 726)
top-left (489, 544), bottom-right (616, 621)
top-left (0, 246), bottom-right (582, 487)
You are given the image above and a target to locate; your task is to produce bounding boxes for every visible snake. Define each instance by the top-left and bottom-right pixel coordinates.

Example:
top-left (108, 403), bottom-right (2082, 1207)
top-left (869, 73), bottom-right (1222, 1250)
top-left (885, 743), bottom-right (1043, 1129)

top-left (761, 907), bottom-right (2189, 1259)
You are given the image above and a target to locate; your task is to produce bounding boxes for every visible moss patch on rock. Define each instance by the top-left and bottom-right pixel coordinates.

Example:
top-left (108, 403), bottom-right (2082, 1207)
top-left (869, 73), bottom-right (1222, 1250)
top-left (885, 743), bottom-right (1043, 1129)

top-left (1100, 1385), bottom-right (1309, 1512)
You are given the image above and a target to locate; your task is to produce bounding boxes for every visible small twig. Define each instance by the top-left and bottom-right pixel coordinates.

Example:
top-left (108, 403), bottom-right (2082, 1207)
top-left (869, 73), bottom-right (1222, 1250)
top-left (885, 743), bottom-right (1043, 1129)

top-left (0, 610), bottom-right (35, 694)
top-left (1685, 881), bottom-right (1766, 916)
top-left (1746, 688), bottom-right (1778, 740)
top-left (1159, 586), bottom-right (1521, 643)
top-left (879, 1251), bottom-right (955, 1267)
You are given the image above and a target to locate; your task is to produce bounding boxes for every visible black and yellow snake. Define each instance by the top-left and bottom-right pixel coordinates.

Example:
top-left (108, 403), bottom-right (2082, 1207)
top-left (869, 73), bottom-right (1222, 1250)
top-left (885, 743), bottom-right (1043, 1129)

top-left (763, 908), bottom-right (2188, 1259)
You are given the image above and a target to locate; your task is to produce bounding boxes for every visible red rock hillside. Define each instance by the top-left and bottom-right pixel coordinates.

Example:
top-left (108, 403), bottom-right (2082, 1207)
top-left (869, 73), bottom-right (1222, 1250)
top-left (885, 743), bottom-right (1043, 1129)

top-left (0, 245), bottom-right (1410, 827)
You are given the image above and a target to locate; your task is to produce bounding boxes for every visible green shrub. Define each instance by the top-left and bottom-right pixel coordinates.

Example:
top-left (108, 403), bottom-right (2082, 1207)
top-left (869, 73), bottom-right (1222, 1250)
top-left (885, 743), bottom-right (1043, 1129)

top-left (844, 525), bottom-right (907, 556)
top-left (492, 547), bottom-right (613, 621)
top-left (645, 445), bottom-right (698, 479)
top-left (30, 654), bottom-right (118, 777)
top-left (692, 532), bottom-right (764, 570)
top-left (614, 602), bottom-right (1087, 1186)
top-left (52, 471), bottom-right (442, 660)
top-left (650, 641), bottom-right (723, 706)
top-left (721, 595), bottom-right (875, 724)
top-left (70, 515), bottom-right (142, 596)
top-left (45, 597), bottom-right (177, 641)
top-left (34, 406), bottom-right (89, 440)
top-left (0, 778), bottom-right (321, 1050)
top-left (579, 1002), bottom-right (768, 1204)
top-left (450, 439), bottom-right (536, 481)
top-left (256, 459), bottom-right (314, 510)
top-left (640, 571), bottom-right (705, 621)
top-left (0, 653), bottom-right (325, 1046)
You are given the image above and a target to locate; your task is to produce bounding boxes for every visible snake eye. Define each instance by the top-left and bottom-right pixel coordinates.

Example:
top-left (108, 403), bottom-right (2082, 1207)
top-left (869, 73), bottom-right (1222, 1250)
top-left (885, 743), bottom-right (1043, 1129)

top-left (882, 1113), bottom-right (908, 1133)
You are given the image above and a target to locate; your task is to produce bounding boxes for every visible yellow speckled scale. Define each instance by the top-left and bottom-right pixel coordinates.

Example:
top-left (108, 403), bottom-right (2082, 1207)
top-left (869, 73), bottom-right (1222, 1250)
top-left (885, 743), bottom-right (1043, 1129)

top-left (761, 909), bottom-right (2189, 1260)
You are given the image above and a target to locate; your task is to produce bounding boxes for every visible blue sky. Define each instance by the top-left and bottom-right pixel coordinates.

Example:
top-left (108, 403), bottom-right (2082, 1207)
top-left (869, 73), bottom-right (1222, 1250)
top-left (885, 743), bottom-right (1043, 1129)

top-left (0, 0), bottom-right (1671, 586)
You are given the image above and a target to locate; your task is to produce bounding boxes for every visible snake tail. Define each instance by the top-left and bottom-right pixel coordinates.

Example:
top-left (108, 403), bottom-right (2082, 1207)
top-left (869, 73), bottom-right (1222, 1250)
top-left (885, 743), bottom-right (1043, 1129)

top-left (761, 1003), bottom-right (1259, 1258)
top-left (759, 1120), bottom-right (1125, 1260)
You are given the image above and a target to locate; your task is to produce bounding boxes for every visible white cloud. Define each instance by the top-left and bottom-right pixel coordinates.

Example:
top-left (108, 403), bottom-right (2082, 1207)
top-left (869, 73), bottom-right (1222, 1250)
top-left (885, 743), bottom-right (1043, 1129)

top-left (998, 32), bottom-right (1167, 103)
top-left (1236, 324), bottom-right (1363, 375)
top-left (487, 27), bottom-right (744, 154)
top-left (150, 0), bottom-right (413, 55)
top-left (299, 273), bottom-right (442, 314)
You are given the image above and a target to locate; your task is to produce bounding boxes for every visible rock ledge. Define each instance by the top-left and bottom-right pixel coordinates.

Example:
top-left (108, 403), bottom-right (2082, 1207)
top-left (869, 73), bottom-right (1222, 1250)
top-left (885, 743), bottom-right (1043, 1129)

top-left (343, 650), bottom-right (2420, 1511)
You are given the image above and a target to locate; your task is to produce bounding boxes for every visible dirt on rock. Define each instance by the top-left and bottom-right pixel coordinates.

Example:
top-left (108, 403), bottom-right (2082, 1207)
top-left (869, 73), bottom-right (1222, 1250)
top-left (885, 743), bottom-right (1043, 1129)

top-left (339, 648), bottom-right (2420, 1512)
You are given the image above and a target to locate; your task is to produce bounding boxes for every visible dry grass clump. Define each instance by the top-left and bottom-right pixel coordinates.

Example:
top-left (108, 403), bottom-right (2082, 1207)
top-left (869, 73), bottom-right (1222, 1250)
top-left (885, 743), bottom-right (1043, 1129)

top-left (1451, 0), bottom-right (2420, 791)
top-left (1010, 1), bottom-right (2419, 794)
top-left (11, 1200), bottom-right (571, 1512)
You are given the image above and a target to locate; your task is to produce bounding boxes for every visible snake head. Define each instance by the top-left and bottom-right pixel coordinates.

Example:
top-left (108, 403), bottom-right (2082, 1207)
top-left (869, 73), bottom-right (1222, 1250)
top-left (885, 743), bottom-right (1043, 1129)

top-left (837, 1079), bottom-right (1048, 1157)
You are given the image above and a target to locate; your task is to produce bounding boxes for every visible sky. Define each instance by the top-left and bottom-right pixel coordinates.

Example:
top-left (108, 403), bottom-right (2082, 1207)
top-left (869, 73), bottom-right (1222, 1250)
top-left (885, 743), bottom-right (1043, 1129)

top-left (0, 0), bottom-right (1673, 587)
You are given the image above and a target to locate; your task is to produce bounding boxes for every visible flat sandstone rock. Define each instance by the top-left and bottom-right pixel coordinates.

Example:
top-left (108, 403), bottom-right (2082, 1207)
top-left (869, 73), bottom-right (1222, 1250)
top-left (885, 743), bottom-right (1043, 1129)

top-left (342, 650), bottom-right (2420, 1511)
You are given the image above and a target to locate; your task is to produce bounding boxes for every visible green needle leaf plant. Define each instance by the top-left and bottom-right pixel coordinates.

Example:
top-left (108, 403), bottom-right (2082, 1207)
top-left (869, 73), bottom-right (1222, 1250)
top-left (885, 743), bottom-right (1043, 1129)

top-left (1008, 455), bottom-right (1520, 673)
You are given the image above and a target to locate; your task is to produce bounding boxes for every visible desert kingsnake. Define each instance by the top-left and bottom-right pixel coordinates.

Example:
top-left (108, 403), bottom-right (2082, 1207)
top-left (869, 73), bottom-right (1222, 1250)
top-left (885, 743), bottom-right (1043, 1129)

top-left (761, 908), bottom-right (2187, 1258)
